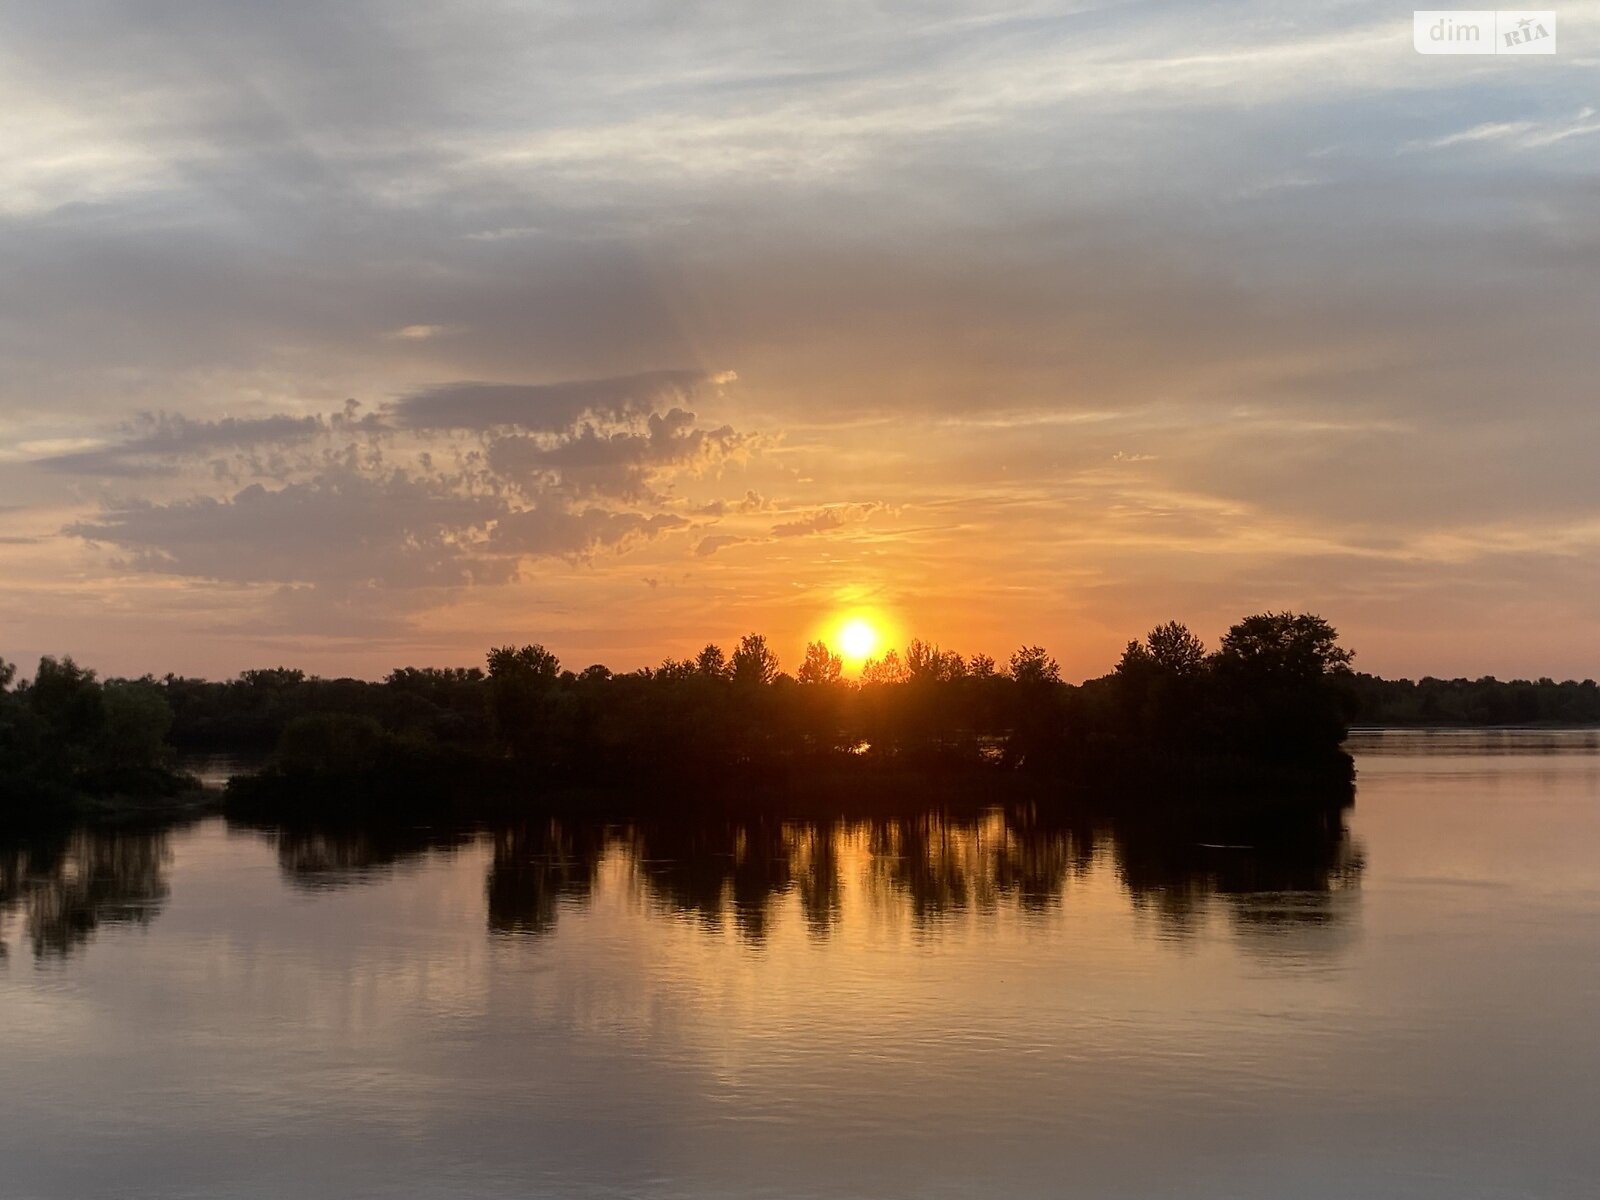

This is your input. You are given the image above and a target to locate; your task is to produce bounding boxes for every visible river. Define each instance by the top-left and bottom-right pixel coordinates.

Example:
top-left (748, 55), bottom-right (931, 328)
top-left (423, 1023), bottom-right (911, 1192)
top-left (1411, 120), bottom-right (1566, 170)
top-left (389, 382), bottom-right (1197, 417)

top-left (2, 730), bottom-right (1597, 1198)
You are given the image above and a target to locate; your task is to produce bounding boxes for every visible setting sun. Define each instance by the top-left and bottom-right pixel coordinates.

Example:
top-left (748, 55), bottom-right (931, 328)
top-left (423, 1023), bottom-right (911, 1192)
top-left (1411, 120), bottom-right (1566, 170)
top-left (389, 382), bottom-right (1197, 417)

top-left (838, 618), bottom-right (878, 660)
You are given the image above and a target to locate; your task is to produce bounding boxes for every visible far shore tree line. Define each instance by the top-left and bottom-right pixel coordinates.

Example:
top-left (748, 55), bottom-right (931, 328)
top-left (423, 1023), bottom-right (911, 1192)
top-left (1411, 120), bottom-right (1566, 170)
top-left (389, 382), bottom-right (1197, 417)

top-left (3, 612), bottom-right (1597, 820)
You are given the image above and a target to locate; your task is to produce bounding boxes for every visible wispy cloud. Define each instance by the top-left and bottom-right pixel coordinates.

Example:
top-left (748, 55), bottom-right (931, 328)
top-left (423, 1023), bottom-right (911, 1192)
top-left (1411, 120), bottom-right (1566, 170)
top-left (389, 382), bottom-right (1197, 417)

top-left (1421, 108), bottom-right (1600, 151)
top-left (770, 502), bottom-right (886, 539)
top-left (37, 413), bottom-right (329, 476)
top-left (382, 324), bottom-right (459, 341)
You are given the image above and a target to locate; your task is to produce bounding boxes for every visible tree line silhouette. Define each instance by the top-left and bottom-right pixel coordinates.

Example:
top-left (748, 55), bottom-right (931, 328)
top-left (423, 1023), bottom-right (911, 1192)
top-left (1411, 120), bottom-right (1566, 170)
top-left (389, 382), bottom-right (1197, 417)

top-left (8, 610), bottom-right (1593, 823)
top-left (1344, 672), bottom-right (1600, 727)
top-left (2, 612), bottom-right (1361, 821)
top-left (224, 612), bottom-right (1361, 815)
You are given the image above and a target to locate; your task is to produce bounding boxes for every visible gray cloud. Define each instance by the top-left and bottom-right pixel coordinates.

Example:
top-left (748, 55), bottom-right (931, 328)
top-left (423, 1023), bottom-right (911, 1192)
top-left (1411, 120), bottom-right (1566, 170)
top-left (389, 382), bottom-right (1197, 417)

top-left (50, 373), bottom-right (763, 616)
top-left (492, 506), bottom-right (688, 559)
top-left (486, 408), bottom-right (750, 502)
top-left (392, 371), bottom-right (726, 432)
top-left (68, 470), bottom-right (508, 590)
top-left (695, 534), bottom-right (750, 557)
top-left (770, 503), bottom-right (884, 539)
top-left (65, 464), bottom-right (698, 593)
top-left (693, 491), bottom-right (768, 517)
top-left (38, 413), bottom-right (328, 476)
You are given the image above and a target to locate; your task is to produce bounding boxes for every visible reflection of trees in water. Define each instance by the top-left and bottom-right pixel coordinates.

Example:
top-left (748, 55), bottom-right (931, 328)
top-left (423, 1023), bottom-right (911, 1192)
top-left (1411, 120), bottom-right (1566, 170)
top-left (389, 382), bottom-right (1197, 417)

top-left (992, 812), bottom-right (1098, 913)
top-left (867, 811), bottom-right (1097, 922)
top-left (615, 807), bottom-right (1359, 948)
top-left (624, 819), bottom-right (798, 943)
top-left (232, 801), bottom-right (1364, 951)
top-left (1111, 807), bottom-right (1365, 941)
top-left (477, 806), bottom-right (1362, 947)
top-left (0, 827), bottom-right (171, 959)
top-left (868, 816), bottom-right (987, 921)
top-left (242, 816), bottom-right (610, 938)
top-left (487, 820), bottom-right (606, 936)
top-left (597, 813), bottom-right (1096, 942)
top-left (481, 818), bottom-right (845, 943)
top-left (264, 824), bottom-right (475, 890)
top-left (791, 823), bottom-right (842, 935)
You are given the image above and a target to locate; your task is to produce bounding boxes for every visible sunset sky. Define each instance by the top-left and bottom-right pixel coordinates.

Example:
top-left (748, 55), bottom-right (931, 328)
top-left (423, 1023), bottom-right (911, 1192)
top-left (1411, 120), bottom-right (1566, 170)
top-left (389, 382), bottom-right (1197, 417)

top-left (2, 1), bottom-right (1598, 681)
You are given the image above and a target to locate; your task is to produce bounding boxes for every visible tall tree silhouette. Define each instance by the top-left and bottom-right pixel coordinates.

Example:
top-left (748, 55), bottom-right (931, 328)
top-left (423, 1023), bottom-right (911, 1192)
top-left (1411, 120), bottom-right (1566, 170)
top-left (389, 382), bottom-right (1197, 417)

top-left (730, 633), bottom-right (779, 686)
top-left (797, 641), bottom-right (842, 685)
top-left (487, 644), bottom-right (562, 759)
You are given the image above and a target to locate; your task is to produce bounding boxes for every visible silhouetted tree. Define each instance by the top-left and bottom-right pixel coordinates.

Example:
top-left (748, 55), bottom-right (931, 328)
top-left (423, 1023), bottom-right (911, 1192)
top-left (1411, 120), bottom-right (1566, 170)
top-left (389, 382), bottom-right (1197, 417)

top-left (1213, 613), bottom-right (1352, 684)
top-left (1008, 645), bottom-right (1060, 685)
top-left (905, 639), bottom-right (941, 682)
top-left (240, 667), bottom-right (306, 689)
top-left (1003, 645), bottom-right (1065, 769)
top-left (1142, 621), bottom-right (1207, 676)
top-left (1210, 613), bottom-right (1355, 775)
top-left (1111, 622), bottom-right (1210, 765)
top-left (28, 657), bottom-right (107, 773)
top-left (654, 656), bottom-right (697, 683)
top-left (897, 640), bottom-right (974, 760)
top-left (99, 680), bottom-right (174, 771)
top-left (730, 633), bottom-right (779, 686)
top-left (0, 656), bottom-right (189, 818)
top-left (861, 650), bottom-right (905, 685)
top-left (798, 641), bottom-right (843, 685)
top-left (696, 643), bottom-right (731, 679)
top-left (487, 644), bottom-right (562, 759)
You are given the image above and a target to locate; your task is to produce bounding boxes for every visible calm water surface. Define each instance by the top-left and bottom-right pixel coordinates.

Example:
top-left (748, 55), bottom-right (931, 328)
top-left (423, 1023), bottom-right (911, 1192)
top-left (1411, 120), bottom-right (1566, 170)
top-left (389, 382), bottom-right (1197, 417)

top-left (3, 732), bottom-right (1599, 1199)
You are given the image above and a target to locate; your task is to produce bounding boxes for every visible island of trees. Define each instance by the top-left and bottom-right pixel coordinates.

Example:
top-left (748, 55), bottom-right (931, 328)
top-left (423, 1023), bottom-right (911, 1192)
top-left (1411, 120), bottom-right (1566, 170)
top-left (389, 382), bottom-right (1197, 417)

top-left (2, 610), bottom-right (1594, 825)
